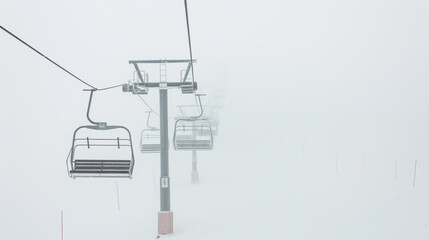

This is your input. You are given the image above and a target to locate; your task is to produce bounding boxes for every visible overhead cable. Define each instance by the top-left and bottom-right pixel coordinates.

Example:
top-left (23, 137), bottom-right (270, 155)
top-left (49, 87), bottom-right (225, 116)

top-left (1, 25), bottom-right (124, 92)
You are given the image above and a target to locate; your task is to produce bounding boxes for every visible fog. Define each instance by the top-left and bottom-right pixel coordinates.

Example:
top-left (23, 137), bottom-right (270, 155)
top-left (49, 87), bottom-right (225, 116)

top-left (1, 0), bottom-right (429, 239)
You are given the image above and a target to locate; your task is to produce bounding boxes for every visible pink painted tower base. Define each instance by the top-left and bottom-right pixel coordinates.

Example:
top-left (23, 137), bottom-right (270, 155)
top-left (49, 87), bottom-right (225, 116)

top-left (158, 211), bottom-right (173, 234)
top-left (191, 171), bottom-right (199, 183)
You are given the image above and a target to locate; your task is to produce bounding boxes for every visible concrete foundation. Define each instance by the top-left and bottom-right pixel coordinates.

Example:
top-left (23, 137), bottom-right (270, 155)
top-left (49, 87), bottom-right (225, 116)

top-left (158, 211), bottom-right (173, 234)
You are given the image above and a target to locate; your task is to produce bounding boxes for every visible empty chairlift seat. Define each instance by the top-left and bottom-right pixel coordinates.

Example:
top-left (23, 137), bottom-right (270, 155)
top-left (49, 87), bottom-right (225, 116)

top-left (140, 128), bottom-right (161, 153)
top-left (67, 125), bottom-right (135, 178)
top-left (173, 118), bottom-right (213, 150)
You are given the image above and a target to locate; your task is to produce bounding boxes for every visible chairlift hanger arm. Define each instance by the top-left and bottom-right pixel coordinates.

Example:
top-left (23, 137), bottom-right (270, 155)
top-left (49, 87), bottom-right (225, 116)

top-left (182, 62), bottom-right (192, 82)
top-left (146, 111), bottom-right (157, 129)
top-left (174, 94), bottom-right (206, 119)
top-left (194, 94), bottom-right (205, 119)
top-left (178, 106), bottom-right (185, 116)
top-left (84, 89), bottom-right (107, 127)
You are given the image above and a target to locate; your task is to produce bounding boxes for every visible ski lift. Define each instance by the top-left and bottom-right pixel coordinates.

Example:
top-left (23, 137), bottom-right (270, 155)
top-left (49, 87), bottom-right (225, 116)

top-left (173, 94), bottom-right (213, 150)
top-left (66, 90), bottom-right (135, 178)
top-left (140, 111), bottom-right (160, 153)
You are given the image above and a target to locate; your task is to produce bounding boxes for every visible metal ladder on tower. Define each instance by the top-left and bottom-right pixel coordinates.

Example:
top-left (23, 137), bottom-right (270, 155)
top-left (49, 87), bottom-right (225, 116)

top-left (160, 61), bottom-right (167, 83)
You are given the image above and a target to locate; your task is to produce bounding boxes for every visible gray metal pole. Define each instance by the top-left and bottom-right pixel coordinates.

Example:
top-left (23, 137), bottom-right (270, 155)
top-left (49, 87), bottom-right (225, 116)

top-left (192, 119), bottom-right (197, 173)
top-left (159, 89), bottom-right (170, 211)
top-left (191, 119), bottom-right (198, 183)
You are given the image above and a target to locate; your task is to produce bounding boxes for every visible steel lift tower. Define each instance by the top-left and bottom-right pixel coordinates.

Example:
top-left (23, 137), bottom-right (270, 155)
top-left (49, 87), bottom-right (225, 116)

top-left (123, 59), bottom-right (197, 235)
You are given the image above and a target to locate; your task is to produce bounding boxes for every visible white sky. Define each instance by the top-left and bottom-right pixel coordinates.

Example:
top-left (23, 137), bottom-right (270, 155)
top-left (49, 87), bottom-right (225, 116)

top-left (1, 0), bottom-right (429, 239)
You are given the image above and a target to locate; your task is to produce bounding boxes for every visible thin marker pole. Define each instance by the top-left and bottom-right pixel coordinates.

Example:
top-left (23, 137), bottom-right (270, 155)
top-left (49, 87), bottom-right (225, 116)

top-left (395, 161), bottom-right (398, 180)
top-left (116, 181), bottom-right (120, 211)
top-left (413, 160), bottom-right (417, 187)
top-left (191, 120), bottom-right (198, 183)
top-left (302, 143), bottom-right (305, 160)
top-left (152, 170), bottom-right (157, 193)
top-left (61, 210), bottom-right (63, 240)
top-left (363, 152), bottom-right (366, 168)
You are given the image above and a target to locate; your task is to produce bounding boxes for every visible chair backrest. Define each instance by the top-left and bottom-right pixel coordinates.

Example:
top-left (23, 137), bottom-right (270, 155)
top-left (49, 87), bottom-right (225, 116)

top-left (140, 128), bottom-right (161, 153)
top-left (67, 125), bottom-right (135, 178)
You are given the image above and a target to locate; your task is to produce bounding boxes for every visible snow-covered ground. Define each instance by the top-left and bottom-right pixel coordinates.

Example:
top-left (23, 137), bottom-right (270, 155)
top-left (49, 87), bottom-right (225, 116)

top-left (1, 109), bottom-right (428, 240)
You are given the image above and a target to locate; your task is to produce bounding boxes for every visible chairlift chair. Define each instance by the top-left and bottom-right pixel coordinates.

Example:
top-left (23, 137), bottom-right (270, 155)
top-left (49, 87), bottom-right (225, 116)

top-left (173, 94), bottom-right (214, 150)
top-left (66, 90), bottom-right (135, 178)
top-left (140, 111), bottom-right (161, 153)
top-left (173, 118), bottom-right (213, 150)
